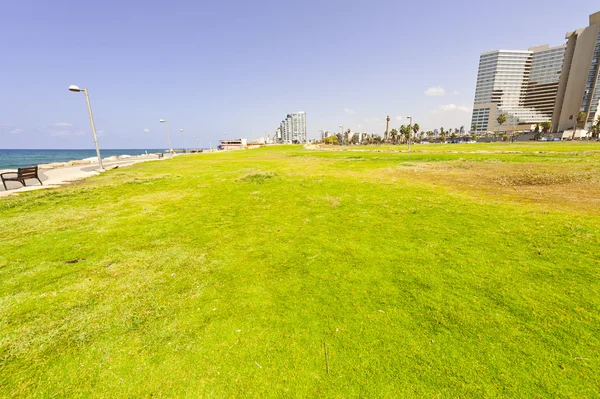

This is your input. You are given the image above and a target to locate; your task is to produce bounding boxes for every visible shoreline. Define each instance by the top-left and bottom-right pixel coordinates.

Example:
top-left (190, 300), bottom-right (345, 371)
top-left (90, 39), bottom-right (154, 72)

top-left (0, 152), bottom-right (168, 196)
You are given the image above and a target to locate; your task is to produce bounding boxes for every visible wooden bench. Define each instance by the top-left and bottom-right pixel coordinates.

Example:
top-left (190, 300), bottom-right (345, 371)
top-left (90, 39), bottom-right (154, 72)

top-left (1, 166), bottom-right (43, 190)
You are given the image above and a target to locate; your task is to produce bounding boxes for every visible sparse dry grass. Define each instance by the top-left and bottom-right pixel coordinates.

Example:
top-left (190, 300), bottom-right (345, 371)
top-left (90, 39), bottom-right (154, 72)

top-left (396, 160), bottom-right (600, 214)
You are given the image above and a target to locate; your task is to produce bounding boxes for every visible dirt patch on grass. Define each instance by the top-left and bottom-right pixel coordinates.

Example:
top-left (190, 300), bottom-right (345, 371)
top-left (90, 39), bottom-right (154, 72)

top-left (237, 172), bottom-right (276, 184)
top-left (398, 161), bottom-right (600, 214)
top-left (307, 195), bottom-right (341, 207)
top-left (495, 170), bottom-right (599, 186)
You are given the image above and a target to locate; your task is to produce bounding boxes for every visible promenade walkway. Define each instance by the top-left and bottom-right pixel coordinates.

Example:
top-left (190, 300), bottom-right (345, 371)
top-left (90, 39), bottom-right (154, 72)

top-left (0, 154), bottom-right (170, 197)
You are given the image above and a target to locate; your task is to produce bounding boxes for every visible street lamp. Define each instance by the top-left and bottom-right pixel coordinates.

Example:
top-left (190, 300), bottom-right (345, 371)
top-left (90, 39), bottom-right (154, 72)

top-left (406, 116), bottom-right (413, 152)
top-left (159, 119), bottom-right (172, 153)
top-left (339, 125), bottom-right (343, 145)
top-left (68, 85), bottom-right (104, 171)
top-left (180, 129), bottom-right (187, 153)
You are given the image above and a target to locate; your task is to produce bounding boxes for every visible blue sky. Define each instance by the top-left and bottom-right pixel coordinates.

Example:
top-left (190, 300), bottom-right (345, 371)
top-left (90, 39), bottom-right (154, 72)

top-left (0, 0), bottom-right (598, 149)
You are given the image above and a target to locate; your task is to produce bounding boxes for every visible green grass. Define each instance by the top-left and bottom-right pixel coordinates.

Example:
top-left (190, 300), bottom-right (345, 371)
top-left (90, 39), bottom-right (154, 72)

top-left (1, 144), bottom-right (599, 398)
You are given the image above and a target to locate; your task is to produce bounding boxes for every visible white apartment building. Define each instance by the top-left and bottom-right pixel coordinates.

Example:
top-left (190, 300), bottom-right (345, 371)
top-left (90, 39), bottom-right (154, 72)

top-left (277, 112), bottom-right (307, 143)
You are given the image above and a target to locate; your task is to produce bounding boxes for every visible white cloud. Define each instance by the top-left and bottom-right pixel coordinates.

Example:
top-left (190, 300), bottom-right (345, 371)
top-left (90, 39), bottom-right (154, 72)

top-left (51, 130), bottom-right (85, 137)
top-left (51, 130), bottom-right (71, 137)
top-left (425, 86), bottom-right (446, 96)
top-left (54, 122), bottom-right (73, 127)
top-left (396, 116), bottom-right (403, 121)
top-left (357, 124), bottom-right (362, 129)
top-left (451, 90), bottom-right (460, 95)
top-left (364, 117), bottom-right (382, 125)
top-left (344, 107), bottom-right (355, 115)
top-left (97, 130), bottom-right (105, 137)
top-left (144, 128), bottom-right (151, 133)
top-left (435, 104), bottom-right (471, 113)
top-left (10, 128), bottom-right (24, 135)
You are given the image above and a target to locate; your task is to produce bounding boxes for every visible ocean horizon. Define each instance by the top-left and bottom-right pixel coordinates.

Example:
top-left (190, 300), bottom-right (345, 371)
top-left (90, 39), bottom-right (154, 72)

top-left (0, 149), bottom-right (171, 170)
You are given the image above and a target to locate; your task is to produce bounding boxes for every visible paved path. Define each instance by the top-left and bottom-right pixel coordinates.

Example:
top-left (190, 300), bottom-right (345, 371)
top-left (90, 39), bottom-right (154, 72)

top-left (0, 155), bottom-right (170, 197)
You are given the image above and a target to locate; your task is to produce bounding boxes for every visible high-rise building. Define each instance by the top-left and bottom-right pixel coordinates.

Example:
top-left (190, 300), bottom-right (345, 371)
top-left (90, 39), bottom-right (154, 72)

top-left (471, 46), bottom-right (565, 134)
top-left (553, 12), bottom-right (600, 131)
top-left (277, 112), bottom-right (307, 143)
top-left (471, 11), bottom-right (600, 134)
top-left (525, 45), bottom-right (567, 120)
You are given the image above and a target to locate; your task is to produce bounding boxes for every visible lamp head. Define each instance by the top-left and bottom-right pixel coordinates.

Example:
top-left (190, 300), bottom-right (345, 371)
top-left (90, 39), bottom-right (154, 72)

top-left (68, 85), bottom-right (82, 92)
top-left (180, 129), bottom-right (184, 132)
top-left (159, 119), bottom-right (166, 123)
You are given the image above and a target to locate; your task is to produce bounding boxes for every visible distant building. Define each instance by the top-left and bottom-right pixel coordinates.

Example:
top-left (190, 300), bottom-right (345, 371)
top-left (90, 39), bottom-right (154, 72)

top-left (219, 138), bottom-right (247, 150)
top-left (277, 112), bottom-right (307, 143)
top-left (319, 130), bottom-right (333, 140)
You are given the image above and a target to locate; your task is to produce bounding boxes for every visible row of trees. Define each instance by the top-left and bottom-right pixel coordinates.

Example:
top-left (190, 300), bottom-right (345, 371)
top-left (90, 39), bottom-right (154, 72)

top-left (323, 113), bottom-right (600, 145)
top-left (492, 111), bottom-right (594, 141)
top-left (387, 123), bottom-right (420, 144)
top-left (322, 123), bottom-right (481, 146)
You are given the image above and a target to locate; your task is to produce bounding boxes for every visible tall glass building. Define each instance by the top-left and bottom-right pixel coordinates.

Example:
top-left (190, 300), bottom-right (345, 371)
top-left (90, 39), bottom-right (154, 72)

top-left (471, 10), bottom-right (600, 134)
top-left (524, 45), bottom-right (567, 119)
top-left (471, 46), bottom-right (565, 134)
top-left (553, 11), bottom-right (600, 131)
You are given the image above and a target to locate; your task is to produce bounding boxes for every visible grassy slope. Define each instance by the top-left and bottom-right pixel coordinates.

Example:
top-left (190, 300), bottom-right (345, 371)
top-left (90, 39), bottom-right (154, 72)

top-left (1, 144), bottom-right (599, 398)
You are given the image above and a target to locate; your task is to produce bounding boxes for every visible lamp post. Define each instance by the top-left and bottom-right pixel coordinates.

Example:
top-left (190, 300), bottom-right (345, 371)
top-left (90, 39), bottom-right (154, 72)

top-left (159, 119), bottom-right (172, 153)
top-left (68, 85), bottom-right (104, 171)
top-left (180, 129), bottom-right (187, 153)
top-left (406, 116), bottom-right (413, 152)
top-left (195, 135), bottom-right (202, 150)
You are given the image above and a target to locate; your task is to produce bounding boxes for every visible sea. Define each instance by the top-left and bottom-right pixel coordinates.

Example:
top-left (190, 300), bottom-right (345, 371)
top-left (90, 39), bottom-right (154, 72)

top-left (0, 149), bottom-right (163, 170)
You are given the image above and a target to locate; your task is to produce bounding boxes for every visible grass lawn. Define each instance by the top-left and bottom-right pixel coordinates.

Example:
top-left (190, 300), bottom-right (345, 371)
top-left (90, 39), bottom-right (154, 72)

top-left (1, 143), bottom-right (599, 397)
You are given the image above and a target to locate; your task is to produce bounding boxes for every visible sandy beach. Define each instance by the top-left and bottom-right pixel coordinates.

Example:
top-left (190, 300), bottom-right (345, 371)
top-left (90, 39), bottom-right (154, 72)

top-left (0, 153), bottom-right (170, 197)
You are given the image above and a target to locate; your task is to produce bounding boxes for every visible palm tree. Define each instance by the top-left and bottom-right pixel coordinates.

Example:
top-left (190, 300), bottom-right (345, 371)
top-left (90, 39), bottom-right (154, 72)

top-left (440, 127), bottom-right (446, 143)
top-left (401, 125), bottom-right (407, 144)
top-left (540, 121), bottom-right (551, 138)
top-left (390, 128), bottom-right (398, 144)
top-left (591, 123), bottom-right (599, 139)
top-left (412, 123), bottom-right (420, 148)
top-left (573, 111), bottom-right (587, 140)
top-left (400, 125), bottom-right (412, 150)
top-left (496, 114), bottom-right (507, 141)
top-left (591, 117), bottom-right (600, 139)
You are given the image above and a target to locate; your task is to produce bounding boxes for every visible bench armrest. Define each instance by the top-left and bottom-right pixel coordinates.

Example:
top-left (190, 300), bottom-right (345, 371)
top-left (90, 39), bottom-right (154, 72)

top-left (0, 171), bottom-right (18, 178)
